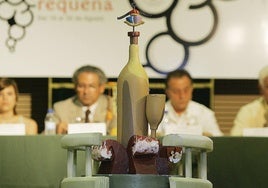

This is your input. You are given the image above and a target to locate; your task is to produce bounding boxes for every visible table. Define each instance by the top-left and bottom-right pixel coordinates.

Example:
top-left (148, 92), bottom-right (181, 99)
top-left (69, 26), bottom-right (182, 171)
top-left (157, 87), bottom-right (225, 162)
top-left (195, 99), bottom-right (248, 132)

top-left (1, 136), bottom-right (268, 188)
top-left (0, 135), bottom-right (66, 188)
top-left (208, 136), bottom-right (268, 188)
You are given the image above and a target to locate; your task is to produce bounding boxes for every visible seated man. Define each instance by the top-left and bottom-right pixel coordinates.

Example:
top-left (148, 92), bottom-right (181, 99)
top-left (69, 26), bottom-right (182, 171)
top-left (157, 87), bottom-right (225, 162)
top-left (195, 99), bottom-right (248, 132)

top-left (157, 69), bottom-right (223, 137)
top-left (54, 65), bottom-right (116, 135)
top-left (231, 65), bottom-right (268, 136)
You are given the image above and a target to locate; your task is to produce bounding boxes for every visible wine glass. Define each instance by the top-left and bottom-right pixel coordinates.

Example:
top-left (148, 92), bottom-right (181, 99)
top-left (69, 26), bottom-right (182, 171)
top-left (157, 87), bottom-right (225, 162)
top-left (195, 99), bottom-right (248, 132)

top-left (146, 94), bottom-right (166, 138)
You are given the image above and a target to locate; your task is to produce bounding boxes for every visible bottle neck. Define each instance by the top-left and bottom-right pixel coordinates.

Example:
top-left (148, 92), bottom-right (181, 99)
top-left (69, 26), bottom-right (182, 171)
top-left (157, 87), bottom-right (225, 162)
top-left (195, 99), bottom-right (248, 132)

top-left (130, 36), bottom-right (138, 44)
top-left (129, 43), bottom-right (140, 63)
top-left (128, 31), bottom-right (139, 45)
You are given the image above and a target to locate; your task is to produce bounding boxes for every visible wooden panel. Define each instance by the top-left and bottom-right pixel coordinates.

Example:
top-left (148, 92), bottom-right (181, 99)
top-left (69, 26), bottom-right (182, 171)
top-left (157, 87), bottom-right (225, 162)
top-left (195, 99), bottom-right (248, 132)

top-left (214, 95), bottom-right (259, 135)
top-left (16, 93), bottom-right (32, 118)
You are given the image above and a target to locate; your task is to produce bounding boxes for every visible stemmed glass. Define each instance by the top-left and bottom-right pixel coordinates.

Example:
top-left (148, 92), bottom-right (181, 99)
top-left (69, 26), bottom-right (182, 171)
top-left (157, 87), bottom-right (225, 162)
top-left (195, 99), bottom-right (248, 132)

top-left (146, 94), bottom-right (166, 138)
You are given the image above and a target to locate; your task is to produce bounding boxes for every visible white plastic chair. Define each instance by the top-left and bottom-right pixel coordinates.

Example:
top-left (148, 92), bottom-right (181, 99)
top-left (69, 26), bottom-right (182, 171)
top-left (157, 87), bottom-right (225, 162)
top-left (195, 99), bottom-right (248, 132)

top-left (162, 134), bottom-right (213, 188)
top-left (60, 133), bottom-right (109, 188)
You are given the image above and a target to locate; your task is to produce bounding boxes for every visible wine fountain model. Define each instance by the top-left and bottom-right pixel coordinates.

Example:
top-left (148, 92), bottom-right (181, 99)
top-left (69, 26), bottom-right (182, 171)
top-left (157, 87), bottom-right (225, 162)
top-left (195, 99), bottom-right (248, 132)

top-left (91, 6), bottom-right (183, 187)
top-left (116, 6), bottom-right (166, 147)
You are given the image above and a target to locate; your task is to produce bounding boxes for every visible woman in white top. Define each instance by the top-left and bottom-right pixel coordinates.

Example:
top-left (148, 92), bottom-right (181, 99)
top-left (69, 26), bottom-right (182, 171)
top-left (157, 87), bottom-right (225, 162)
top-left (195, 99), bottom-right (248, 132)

top-left (0, 78), bottom-right (38, 135)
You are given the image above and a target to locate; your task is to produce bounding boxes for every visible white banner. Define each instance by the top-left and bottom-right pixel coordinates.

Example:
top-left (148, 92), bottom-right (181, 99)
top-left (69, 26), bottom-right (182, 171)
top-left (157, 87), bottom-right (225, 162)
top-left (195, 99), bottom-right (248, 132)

top-left (0, 0), bottom-right (267, 79)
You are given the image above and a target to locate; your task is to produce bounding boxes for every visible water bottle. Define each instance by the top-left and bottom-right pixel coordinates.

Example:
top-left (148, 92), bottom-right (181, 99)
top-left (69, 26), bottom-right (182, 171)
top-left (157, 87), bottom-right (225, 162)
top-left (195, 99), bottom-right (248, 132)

top-left (44, 109), bottom-right (57, 135)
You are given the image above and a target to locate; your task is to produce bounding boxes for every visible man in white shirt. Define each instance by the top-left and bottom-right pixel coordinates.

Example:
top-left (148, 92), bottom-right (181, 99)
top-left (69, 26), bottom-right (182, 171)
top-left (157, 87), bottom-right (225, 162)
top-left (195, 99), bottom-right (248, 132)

top-left (157, 69), bottom-right (223, 137)
top-left (231, 65), bottom-right (268, 136)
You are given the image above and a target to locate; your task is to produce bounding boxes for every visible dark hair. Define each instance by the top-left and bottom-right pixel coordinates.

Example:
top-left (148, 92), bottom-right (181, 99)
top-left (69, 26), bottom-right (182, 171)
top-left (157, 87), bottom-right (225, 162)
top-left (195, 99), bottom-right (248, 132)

top-left (72, 65), bottom-right (107, 86)
top-left (165, 69), bottom-right (193, 89)
top-left (0, 78), bottom-right (19, 114)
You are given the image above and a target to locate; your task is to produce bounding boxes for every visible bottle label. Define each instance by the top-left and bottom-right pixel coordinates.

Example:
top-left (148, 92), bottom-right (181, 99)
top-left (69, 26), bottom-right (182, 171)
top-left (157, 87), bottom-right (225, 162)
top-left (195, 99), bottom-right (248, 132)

top-left (45, 122), bottom-right (56, 135)
top-left (45, 122), bottom-right (56, 130)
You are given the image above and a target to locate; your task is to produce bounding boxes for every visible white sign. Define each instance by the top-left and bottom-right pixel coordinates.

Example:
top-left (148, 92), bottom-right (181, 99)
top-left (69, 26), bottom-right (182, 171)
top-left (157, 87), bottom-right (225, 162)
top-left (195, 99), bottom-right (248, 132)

top-left (0, 124), bottom-right (26, 135)
top-left (0, 0), bottom-right (267, 78)
top-left (68, 123), bottom-right (106, 135)
top-left (243, 127), bottom-right (268, 137)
